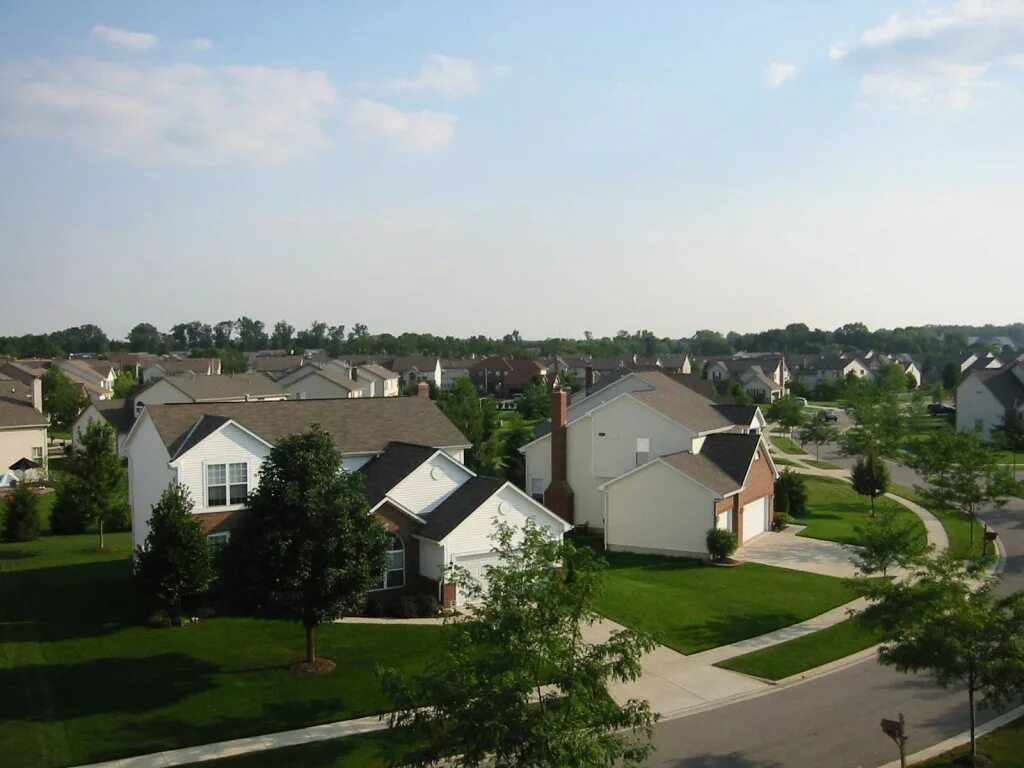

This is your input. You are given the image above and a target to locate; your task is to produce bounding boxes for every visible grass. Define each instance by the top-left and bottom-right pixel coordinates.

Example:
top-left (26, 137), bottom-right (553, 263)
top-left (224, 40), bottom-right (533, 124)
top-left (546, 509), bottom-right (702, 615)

top-left (887, 483), bottom-right (990, 562)
top-left (593, 548), bottom-right (858, 655)
top-left (774, 457), bottom-right (800, 467)
top-left (0, 525), bottom-right (445, 768)
top-left (796, 476), bottom-right (925, 546)
top-left (715, 617), bottom-right (881, 681)
top-left (770, 434), bottom-right (806, 455)
top-left (802, 459), bottom-right (842, 470)
top-left (918, 714), bottom-right (1024, 767)
top-left (193, 729), bottom-right (416, 768)
top-left (48, 429), bottom-right (71, 441)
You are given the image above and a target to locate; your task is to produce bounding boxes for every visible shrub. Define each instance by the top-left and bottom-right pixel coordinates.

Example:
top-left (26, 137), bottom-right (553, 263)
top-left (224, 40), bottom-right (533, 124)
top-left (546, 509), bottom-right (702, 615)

top-left (399, 596), bottom-right (420, 618)
top-left (774, 480), bottom-right (790, 515)
top-left (50, 476), bottom-right (88, 534)
top-left (3, 486), bottom-right (40, 542)
top-left (416, 594), bottom-right (440, 617)
top-left (148, 609), bottom-right (172, 629)
top-left (775, 470), bottom-right (808, 517)
top-left (772, 509), bottom-right (790, 531)
top-left (706, 528), bottom-right (738, 562)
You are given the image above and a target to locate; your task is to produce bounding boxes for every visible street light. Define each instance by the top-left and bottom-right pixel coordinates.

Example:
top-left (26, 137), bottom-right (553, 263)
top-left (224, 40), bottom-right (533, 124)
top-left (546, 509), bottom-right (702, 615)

top-left (881, 712), bottom-right (908, 768)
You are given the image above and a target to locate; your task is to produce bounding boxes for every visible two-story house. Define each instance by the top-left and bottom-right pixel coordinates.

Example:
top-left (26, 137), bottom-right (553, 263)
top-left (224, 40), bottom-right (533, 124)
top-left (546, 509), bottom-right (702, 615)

top-left (956, 362), bottom-right (1024, 443)
top-left (130, 373), bottom-right (289, 417)
top-left (0, 377), bottom-right (48, 482)
top-left (520, 370), bottom-right (775, 559)
top-left (276, 364), bottom-right (364, 400)
top-left (355, 364), bottom-right (401, 397)
top-left (470, 357), bottom-right (547, 398)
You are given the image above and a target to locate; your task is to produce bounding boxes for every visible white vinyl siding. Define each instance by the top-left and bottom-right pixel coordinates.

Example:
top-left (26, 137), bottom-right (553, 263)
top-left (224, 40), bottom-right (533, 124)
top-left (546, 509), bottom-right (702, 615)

top-left (174, 423), bottom-right (269, 513)
top-left (956, 374), bottom-right (1009, 443)
top-left (281, 372), bottom-right (360, 400)
top-left (388, 453), bottom-right (472, 515)
top-left (0, 425), bottom-right (48, 482)
top-left (126, 414), bottom-right (176, 551)
top-left (442, 485), bottom-right (566, 559)
top-left (135, 378), bottom-right (193, 407)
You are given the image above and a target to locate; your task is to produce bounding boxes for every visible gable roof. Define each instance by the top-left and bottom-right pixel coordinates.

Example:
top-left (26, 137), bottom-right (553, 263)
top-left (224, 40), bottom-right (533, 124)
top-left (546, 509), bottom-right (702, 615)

top-left (359, 442), bottom-right (440, 506)
top-left (150, 358), bottom-right (217, 375)
top-left (146, 372), bottom-right (286, 402)
top-left (358, 363), bottom-right (400, 380)
top-left (90, 397), bottom-right (135, 434)
top-left (143, 397), bottom-right (470, 458)
top-left (388, 356), bottom-right (440, 372)
top-left (417, 476), bottom-right (504, 542)
top-left (0, 399), bottom-right (47, 429)
top-left (0, 374), bottom-right (33, 407)
top-left (629, 370), bottom-right (735, 433)
top-left (658, 433), bottom-right (762, 495)
top-left (250, 355), bottom-right (304, 373)
top-left (972, 365), bottom-right (1024, 411)
top-left (307, 367), bottom-right (363, 392)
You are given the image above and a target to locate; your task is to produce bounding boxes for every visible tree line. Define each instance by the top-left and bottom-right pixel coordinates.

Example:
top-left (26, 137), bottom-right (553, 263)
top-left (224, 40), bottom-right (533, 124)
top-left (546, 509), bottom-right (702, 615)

top-left (2, 320), bottom-right (1022, 362)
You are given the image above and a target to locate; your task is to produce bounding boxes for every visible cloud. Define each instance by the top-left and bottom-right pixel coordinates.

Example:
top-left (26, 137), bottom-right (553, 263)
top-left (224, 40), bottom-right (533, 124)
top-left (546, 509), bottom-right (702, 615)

top-left (191, 38), bottom-right (214, 52)
top-left (384, 54), bottom-right (481, 96)
top-left (829, 0), bottom-right (1024, 109)
top-left (91, 25), bottom-right (158, 52)
top-left (0, 57), bottom-right (336, 166)
top-left (347, 98), bottom-right (455, 150)
top-left (767, 61), bottom-right (800, 86)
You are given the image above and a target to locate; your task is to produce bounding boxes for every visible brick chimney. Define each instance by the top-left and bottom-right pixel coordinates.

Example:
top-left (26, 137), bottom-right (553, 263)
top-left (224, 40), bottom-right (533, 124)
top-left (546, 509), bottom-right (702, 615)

top-left (585, 364), bottom-right (594, 397)
top-left (544, 388), bottom-right (574, 524)
top-left (416, 379), bottom-right (431, 398)
top-left (31, 378), bottom-right (43, 413)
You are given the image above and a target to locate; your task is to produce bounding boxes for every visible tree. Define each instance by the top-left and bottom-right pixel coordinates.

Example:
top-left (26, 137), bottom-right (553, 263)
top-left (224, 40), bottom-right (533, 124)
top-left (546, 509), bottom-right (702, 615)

top-left (60, 421), bottom-right (129, 547)
top-left (851, 454), bottom-right (890, 516)
top-left (270, 320), bottom-right (295, 350)
top-left (851, 509), bottom-right (927, 577)
top-left (840, 383), bottom-right (907, 459)
top-left (112, 368), bottom-right (138, 399)
top-left (775, 470), bottom-right (808, 516)
top-left (50, 475), bottom-right (88, 534)
top-left (993, 408), bottom-right (1024, 472)
top-left (127, 323), bottom-right (163, 353)
top-left (3, 485), bottom-right (39, 542)
top-left (213, 320), bottom-right (234, 348)
top-left (227, 426), bottom-right (389, 665)
top-left (438, 377), bottom-right (485, 451)
top-left (910, 430), bottom-right (1017, 552)
top-left (941, 362), bottom-right (960, 391)
top-left (235, 316), bottom-right (268, 351)
top-left (501, 412), bottom-right (533, 488)
top-left (41, 366), bottom-right (87, 428)
top-left (518, 375), bottom-right (551, 420)
top-left (797, 414), bottom-right (839, 461)
top-left (381, 520), bottom-right (657, 767)
top-left (134, 483), bottom-right (215, 617)
top-left (859, 552), bottom-right (1024, 760)
top-left (766, 396), bottom-right (805, 438)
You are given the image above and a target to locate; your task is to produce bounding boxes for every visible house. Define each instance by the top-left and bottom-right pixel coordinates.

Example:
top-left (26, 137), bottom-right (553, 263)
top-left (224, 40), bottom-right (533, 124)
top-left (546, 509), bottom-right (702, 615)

top-left (387, 356), bottom-right (443, 391)
top-left (702, 357), bottom-right (787, 403)
top-left (792, 355), bottom-right (872, 390)
top-left (866, 353), bottom-right (923, 387)
top-left (123, 389), bottom-right (562, 605)
top-left (440, 358), bottom-right (478, 390)
top-left (276, 364), bottom-right (364, 400)
top-left (1, 359), bottom-right (111, 401)
top-left (143, 357), bottom-right (222, 381)
top-left (960, 351), bottom-right (1005, 374)
top-left (249, 354), bottom-right (305, 379)
top-left (60, 359), bottom-right (117, 397)
top-left (72, 398), bottom-right (135, 456)
top-left (956, 363), bottom-right (1024, 443)
top-left (355, 364), bottom-right (401, 398)
top-left (131, 373), bottom-right (288, 417)
top-left (470, 357), bottom-right (547, 398)
top-left (0, 378), bottom-right (48, 482)
top-left (520, 370), bottom-right (775, 559)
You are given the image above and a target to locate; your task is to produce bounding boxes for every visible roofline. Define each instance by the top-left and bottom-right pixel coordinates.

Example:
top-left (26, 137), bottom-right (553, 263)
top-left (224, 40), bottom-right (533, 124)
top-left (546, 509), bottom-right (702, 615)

top-left (370, 496), bottom-right (427, 525)
top-left (168, 417), bottom-right (274, 465)
top-left (597, 454), bottom-right (739, 498)
top-left (122, 407), bottom-right (155, 453)
top-left (432, 479), bottom-right (572, 543)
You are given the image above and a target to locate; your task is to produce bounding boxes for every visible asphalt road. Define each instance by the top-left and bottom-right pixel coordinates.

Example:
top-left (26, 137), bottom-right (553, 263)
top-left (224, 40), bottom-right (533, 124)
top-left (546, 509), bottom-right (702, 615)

top-left (644, 461), bottom-right (1024, 768)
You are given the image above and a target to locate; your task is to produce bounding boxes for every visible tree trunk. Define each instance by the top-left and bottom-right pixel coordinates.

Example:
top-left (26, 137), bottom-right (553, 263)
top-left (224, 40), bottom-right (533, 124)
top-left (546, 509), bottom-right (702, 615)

top-left (969, 684), bottom-right (977, 758)
top-left (969, 512), bottom-right (975, 551)
top-left (870, 494), bottom-right (876, 517)
top-left (305, 623), bottom-right (315, 663)
top-left (99, 518), bottom-right (104, 549)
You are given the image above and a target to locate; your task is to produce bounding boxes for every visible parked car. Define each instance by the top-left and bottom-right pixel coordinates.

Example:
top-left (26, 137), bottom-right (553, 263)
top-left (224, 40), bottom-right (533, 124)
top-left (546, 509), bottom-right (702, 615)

top-left (822, 410), bottom-right (839, 422)
top-left (927, 402), bottom-right (956, 416)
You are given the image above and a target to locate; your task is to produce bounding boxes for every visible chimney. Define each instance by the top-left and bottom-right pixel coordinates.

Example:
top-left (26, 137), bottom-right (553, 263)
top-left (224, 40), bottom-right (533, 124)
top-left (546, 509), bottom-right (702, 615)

top-left (416, 379), bottom-right (431, 398)
top-left (585, 364), bottom-right (594, 397)
top-left (544, 388), bottom-right (574, 524)
top-left (31, 378), bottom-right (43, 413)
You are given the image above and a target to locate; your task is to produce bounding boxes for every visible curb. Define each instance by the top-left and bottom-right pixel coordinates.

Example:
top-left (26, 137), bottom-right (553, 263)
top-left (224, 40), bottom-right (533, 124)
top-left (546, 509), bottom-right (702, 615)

top-left (875, 703), bottom-right (1024, 768)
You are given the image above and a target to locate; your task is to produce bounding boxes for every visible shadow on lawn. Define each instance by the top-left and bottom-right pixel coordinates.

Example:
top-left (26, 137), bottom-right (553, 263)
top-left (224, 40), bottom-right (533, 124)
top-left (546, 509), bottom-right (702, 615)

top-left (0, 559), bottom-right (140, 643)
top-left (680, 612), bottom-right (803, 653)
top-left (0, 653), bottom-right (219, 722)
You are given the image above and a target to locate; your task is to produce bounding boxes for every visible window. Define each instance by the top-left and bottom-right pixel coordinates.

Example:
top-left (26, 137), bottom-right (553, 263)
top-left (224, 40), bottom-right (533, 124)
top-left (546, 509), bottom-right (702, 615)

top-left (636, 438), bottom-right (650, 466)
top-left (372, 534), bottom-right (405, 590)
top-left (208, 532), bottom-right (231, 550)
top-left (31, 446), bottom-right (43, 461)
top-left (530, 477), bottom-right (545, 502)
top-left (206, 462), bottom-right (248, 507)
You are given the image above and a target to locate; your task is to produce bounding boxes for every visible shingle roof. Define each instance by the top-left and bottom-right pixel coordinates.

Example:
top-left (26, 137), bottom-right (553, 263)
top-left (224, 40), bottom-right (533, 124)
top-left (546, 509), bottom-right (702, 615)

top-left (630, 370), bottom-right (735, 433)
top-left (0, 374), bottom-right (32, 407)
top-left (152, 358), bottom-right (217, 375)
top-left (152, 373), bottom-right (286, 401)
top-left (144, 397), bottom-right (470, 458)
top-left (388, 356), bottom-right (440, 372)
top-left (660, 433), bottom-right (760, 495)
top-left (310, 367), bottom-right (363, 392)
top-left (975, 365), bottom-right (1024, 411)
top-left (0, 400), bottom-right (47, 429)
top-left (250, 355), bottom-right (304, 373)
top-left (359, 363), bottom-right (400, 380)
top-left (91, 398), bottom-right (135, 434)
top-left (418, 476), bottom-right (504, 542)
top-left (713, 404), bottom-right (759, 426)
top-left (359, 442), bottom-right (438, 506)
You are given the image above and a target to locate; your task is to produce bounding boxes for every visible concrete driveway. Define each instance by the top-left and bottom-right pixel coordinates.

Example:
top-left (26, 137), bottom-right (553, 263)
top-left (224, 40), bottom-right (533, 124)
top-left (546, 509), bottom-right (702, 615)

top-left (738, 526), bottom-right (858, 578)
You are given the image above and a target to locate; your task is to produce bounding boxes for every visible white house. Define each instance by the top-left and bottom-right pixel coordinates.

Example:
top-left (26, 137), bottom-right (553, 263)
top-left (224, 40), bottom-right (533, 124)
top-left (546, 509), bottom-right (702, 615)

top-left (793, 355), bottom-right (872, 390)
top-left (142, 357), bottom-right (222, 382)
top-left (276, 365), bottom-right (364, 400)
top-left (72, 398), bottom-right (135, 456)
top-left (520, 371), bottom-right (775, 558)
top-left (0, 379), bottom-right (48, 481)
top-left (956, 363), bottom-right (1024, 443)
top-left (388, 356), bottom-right (443, 391)
top-left (440, 359), bottom-right (477, 390)
top-left (355, 364), bottom-right (400, 398)
top-left (131, 373), bottom-right (288, 417)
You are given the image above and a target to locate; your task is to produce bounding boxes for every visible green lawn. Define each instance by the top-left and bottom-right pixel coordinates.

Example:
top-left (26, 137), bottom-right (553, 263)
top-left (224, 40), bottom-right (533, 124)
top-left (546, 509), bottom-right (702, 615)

top-left (887, 483), bottom-right (991, 562)
top-left (774, 457), bottom-right (800, 467)
top-left (195, 730), bottom-right (415, 768)
top-left (802, 459), bottom-right (842, 470)
top-left (715, 617), bottom-right (881, 681)
top-left (796, 476), bottom-right (925, 546)
top-left (0, 529), bottom-right (444, 768)
top-left (919, 714), bottom-right (1024, 767)
top-left (770, 435), bottom-right (806, 455)
top-left (594, 549), bottom-right (857, 654)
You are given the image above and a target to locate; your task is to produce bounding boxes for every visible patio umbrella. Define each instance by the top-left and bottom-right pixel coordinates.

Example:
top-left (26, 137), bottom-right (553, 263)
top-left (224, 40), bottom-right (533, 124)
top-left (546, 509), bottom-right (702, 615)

top-left (8, 457), bottom-right (40, 484)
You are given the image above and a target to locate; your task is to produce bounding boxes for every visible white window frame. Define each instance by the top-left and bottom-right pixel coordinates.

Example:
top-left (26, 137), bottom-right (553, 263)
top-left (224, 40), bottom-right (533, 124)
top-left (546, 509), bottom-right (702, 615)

top-left (31, 446), bottom-right (44, 461)
top-left (203, 460), bottom-right (250, 510)
top-left (208, 532), bottom-right (231, 549)
top-left (369, 533), bottom-right (406, 591)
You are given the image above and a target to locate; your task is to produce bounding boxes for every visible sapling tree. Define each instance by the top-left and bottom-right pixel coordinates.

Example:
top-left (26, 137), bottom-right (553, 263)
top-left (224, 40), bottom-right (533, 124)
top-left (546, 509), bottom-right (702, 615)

top-left (851, 453), bottom-right (890, 517)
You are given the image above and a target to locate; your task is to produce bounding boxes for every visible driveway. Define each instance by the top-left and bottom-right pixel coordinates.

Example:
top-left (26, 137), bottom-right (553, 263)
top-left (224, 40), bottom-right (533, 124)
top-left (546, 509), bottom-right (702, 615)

top-left (739, 526), bottom-right (858, 579)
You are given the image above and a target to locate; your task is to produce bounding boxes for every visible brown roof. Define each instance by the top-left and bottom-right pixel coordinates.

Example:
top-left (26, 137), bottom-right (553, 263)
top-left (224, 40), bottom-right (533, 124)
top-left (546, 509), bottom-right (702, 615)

top-left (630, 370), bottom-right (735, 433)
top-left (152, 358), bottom-right (218, 375)
top-left (659, 434), bottom-right (761, 496)
top-left (90, 398), bottom-right (136, 434)
top-left (0, 374), bottom-right (33, 407)
top-left (143, 397), bottom-right (470, 458)
top-left (660, 451), bottom-right (742, 495)
top-left (358, 363), bottom-right (400, 380)
top-left (146, 373), bottom-right (286, 401)
top-left (251, 355), bottom-right (304, 373)
top-left (0, 400), bottom-right (47, 429)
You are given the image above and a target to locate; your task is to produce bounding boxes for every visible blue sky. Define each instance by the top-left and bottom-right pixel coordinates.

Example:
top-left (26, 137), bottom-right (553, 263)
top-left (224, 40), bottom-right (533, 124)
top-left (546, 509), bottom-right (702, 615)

top-left (1, 1), bottom-right (1022, 340)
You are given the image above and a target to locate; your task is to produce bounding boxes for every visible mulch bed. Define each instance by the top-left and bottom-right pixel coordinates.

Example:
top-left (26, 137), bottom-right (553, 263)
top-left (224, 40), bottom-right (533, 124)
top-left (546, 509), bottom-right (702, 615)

top-left (707, 557), bottom-right (742, 568)
top-left (289, 658), bottom-right (337, 675)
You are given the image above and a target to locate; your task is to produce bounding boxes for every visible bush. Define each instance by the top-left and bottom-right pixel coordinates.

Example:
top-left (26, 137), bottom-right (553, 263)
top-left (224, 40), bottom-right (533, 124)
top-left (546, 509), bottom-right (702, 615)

top-left (774, 470), bottom-right (808, 517)
top-left (706, 528), bottom-right (738, 562)
top-left (50, 477), bottom-right (88, 534)
top-left (416, 594), bottom-right (440, 617)
top-left (774, 480), bottom-right (790, 515)
top-left (365, 593), bottom-right (441, 619)
top-left (772, 509), bottom-right (790, 531)
top-left (3, 486), bottom-right (40, 542)
top-left (148, 609), bottom-right (172, 629)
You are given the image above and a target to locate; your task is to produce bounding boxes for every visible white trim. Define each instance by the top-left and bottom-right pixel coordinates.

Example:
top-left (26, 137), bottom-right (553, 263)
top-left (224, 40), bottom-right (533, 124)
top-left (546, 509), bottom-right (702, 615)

top-left (370, 496), bottom-right (427, 525)
top-left (201, 458), bottom-right (251, 511)
top-left (597, 454), bottom-right (741, 499)
top-left (434, 480), bottom-right (572, 544)
top-left (169, 418), bottom-right (273, 464)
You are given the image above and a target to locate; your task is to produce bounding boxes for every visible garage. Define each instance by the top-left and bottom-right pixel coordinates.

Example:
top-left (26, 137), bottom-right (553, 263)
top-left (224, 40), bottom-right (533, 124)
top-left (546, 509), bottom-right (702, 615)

top-left (741, 496), bottom-right (769, 542)
top-left (452, 551), bottom-right (503, 606)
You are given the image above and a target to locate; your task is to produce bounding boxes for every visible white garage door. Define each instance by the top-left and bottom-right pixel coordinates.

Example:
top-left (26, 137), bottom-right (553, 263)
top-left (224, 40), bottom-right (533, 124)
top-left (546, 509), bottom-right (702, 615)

top-left (453, 551), bottom-right (503, 606)
top-left (741, 497), bottom-right (769, 542)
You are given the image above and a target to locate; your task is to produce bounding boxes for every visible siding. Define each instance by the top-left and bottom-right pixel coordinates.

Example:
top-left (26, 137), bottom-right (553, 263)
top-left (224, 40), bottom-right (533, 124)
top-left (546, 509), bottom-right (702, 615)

top-left (173, 423), bottom-right (271, 513)
top-left (389, 453), bottom-right (472, 515)
top-left (0, 425), bottom-right (48, 481)
top-left (418, 537), bottom-right (445, 582)
top-left (956, 374), bottom-right (1007, 443)
top-left (444, 485), bottom-right (565, 558)
top-left (604, 460), bottom-right (717, 558)
top-left (136, 378), bottom-right (191, 408)
top-left (127, 415), bottom-right (176, 550)
top-left (72, 406), bottom-right (129, 457)
top-left (282, 374), bottom-right (356, 400)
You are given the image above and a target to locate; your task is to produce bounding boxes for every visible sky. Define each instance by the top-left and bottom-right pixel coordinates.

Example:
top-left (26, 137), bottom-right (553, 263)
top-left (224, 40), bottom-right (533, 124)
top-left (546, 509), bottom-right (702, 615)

top-left (1, 0), bottom-right (1023, 341)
